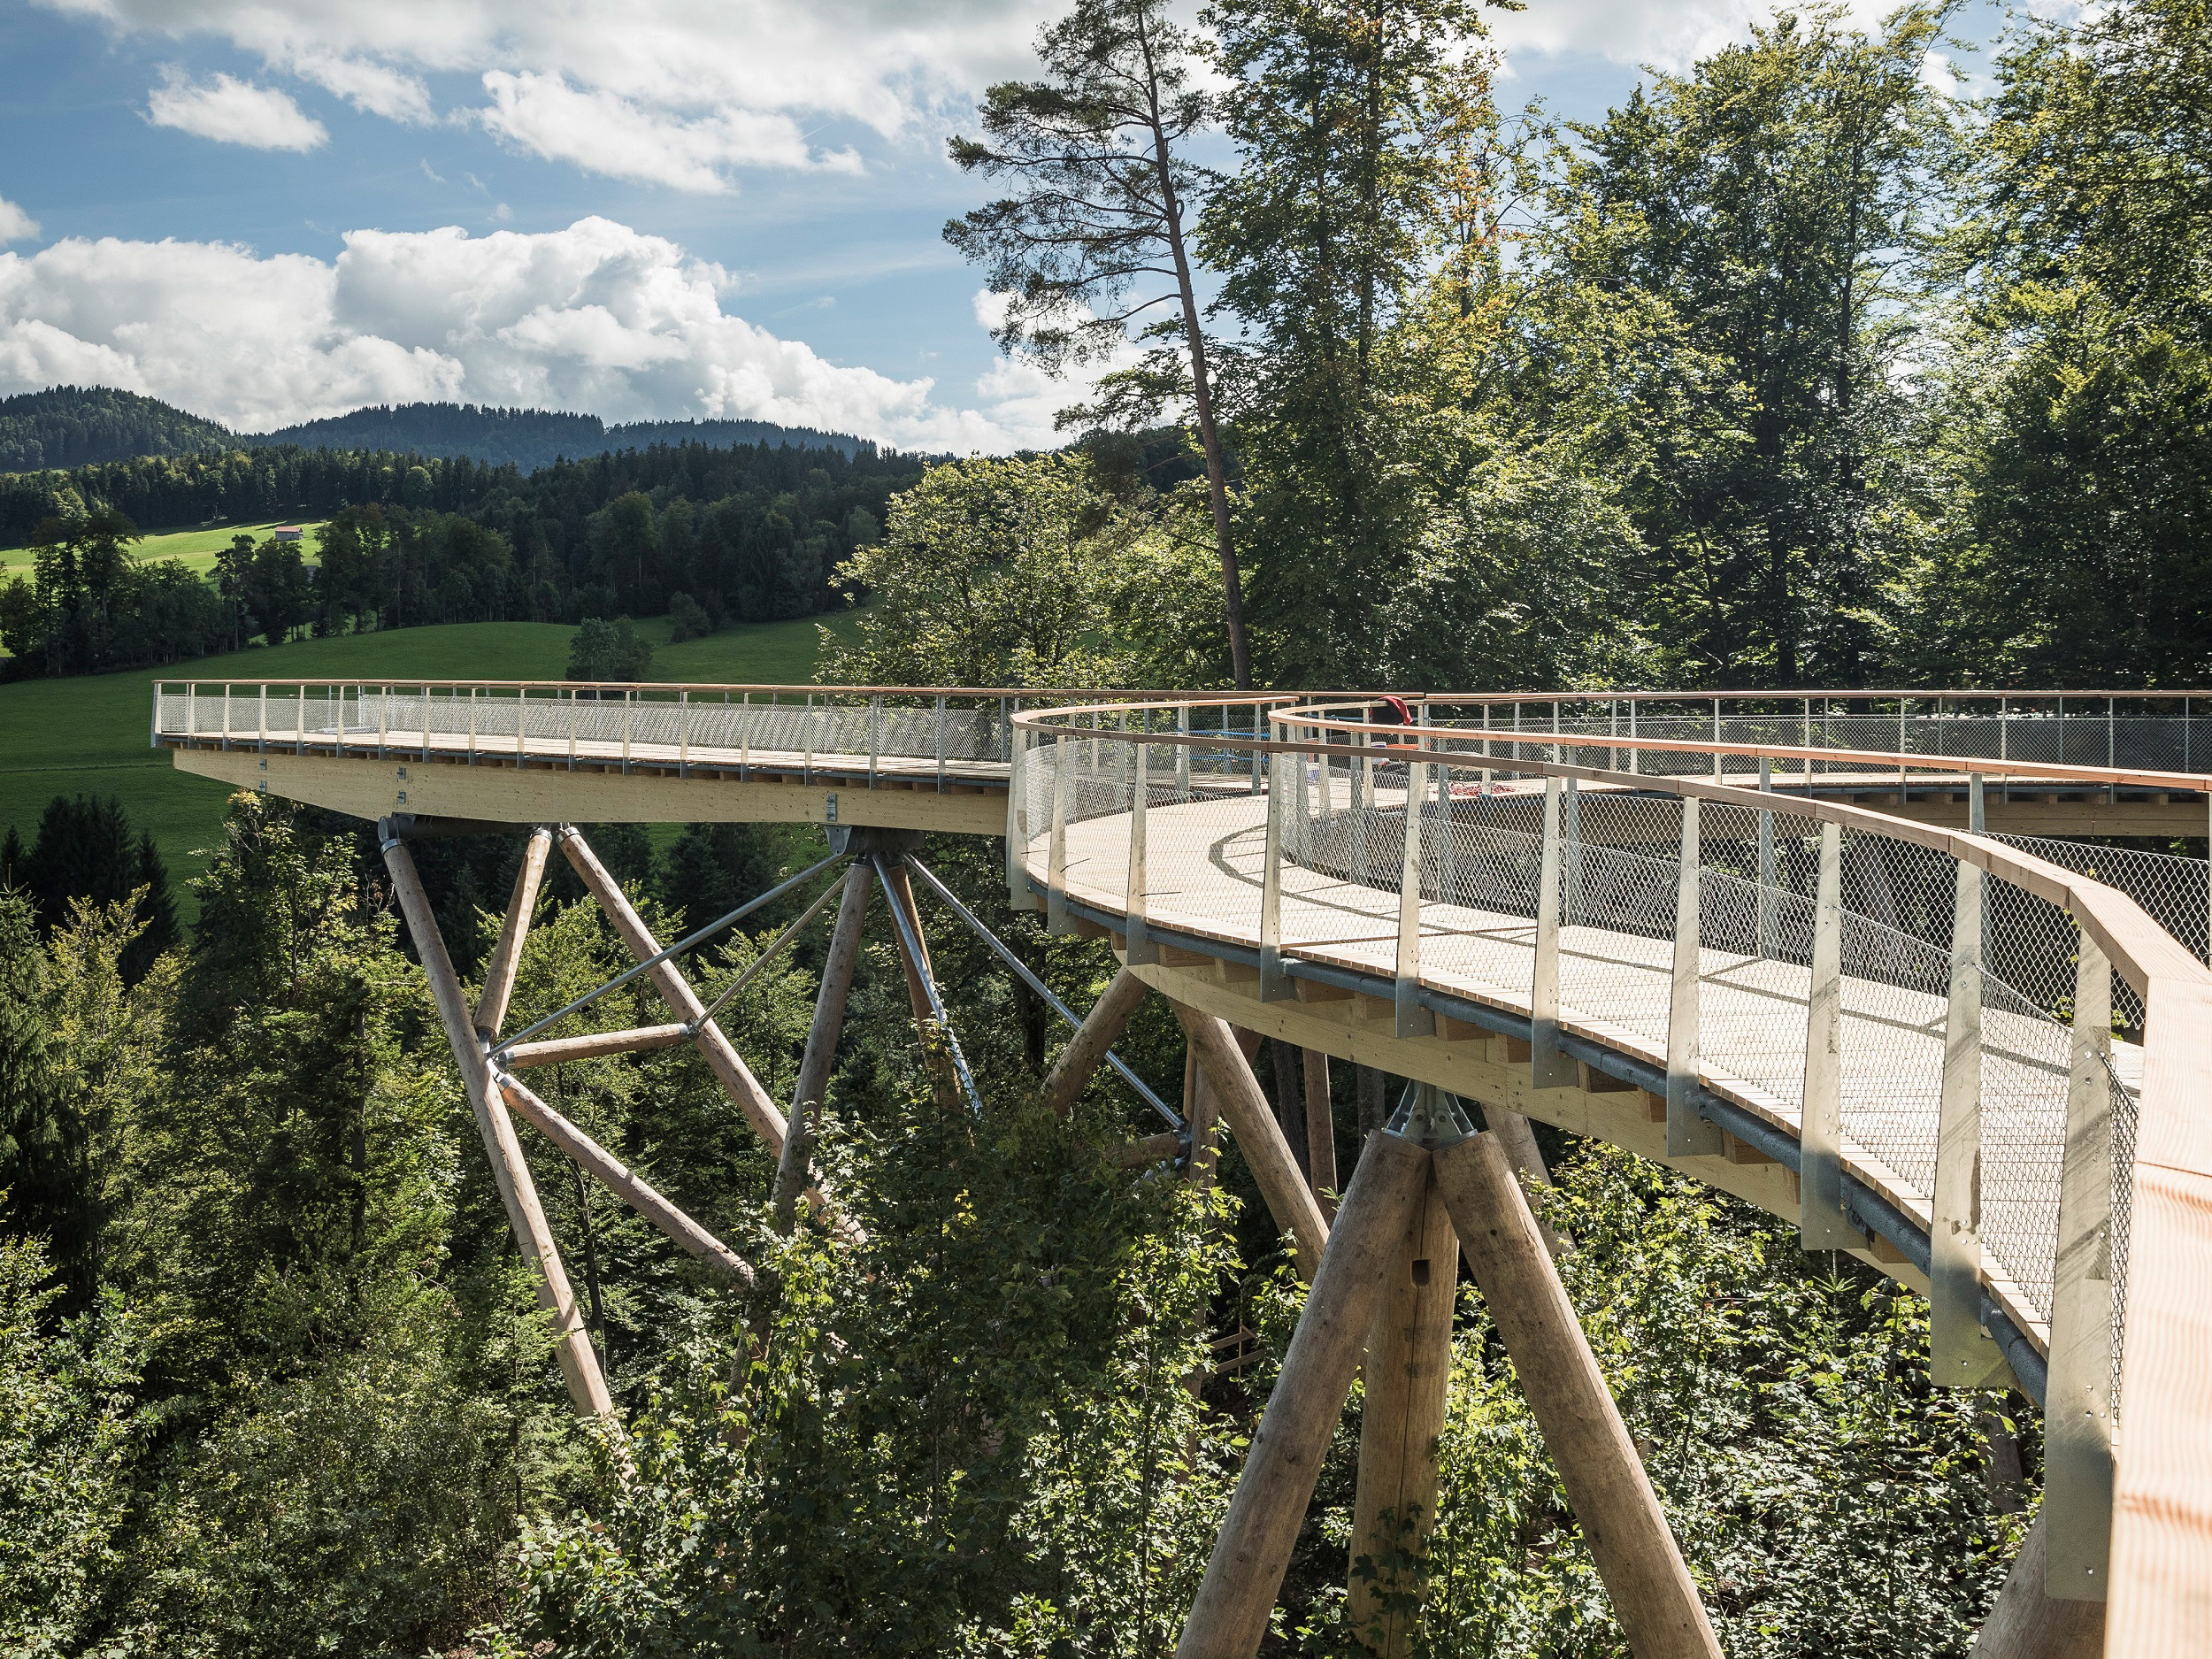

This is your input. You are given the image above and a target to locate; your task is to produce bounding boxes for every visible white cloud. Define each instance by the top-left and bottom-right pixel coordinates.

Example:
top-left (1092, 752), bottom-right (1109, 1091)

top-left (146, 68), bottom-right (327, 150)
top-left (479, 72), bottom-right (863, 192)
top-left (42, 0), bottom-right (1053, 188)
top-left (0, 219), bottom-right (1048, 450)
top-left (0, 198), bottom-right (38, 245)
top-left (1488, 0), bottom-right (1904, 71)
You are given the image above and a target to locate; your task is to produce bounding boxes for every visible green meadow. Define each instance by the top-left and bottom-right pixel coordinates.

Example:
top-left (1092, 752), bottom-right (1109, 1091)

top-left (0, 518), bottom-right (330, 579)
top-left (0, 610), bottom-right (853, 917)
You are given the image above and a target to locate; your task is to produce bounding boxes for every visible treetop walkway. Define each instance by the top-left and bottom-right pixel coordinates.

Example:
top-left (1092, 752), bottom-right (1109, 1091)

top-left (153, 678), bottom-right (2212, 1659)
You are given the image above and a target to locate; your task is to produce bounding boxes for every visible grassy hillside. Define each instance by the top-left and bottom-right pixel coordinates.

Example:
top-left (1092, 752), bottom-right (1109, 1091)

top-left (0, 610), bottom-right (855, 919)
top-left (0, 518), bottom-right (330, 579)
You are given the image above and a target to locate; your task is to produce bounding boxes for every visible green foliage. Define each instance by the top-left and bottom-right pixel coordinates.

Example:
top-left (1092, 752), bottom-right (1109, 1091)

top-left (0, 386), bottom-right (233, 472)
top-left (0, 1232), bottom-right (145, 1659)
top-left (10, 795), bottom-right (179, 982)
top-left (568, 616), bottom-right (655, 683)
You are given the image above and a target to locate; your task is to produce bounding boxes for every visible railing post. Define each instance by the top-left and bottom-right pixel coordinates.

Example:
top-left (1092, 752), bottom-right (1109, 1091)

top-left (1006, 720), bottom-right (1033, 909)
top-left (1261, 751), bottom-right (1290, 1002)
top-left (1125, 731), bottom-right (1156, 965)
top-left (622, 688), bottom-right (634, 772)
top-left (468, 687), bottom-right (479, 763)
top-left (1177, 703), bottom-right (1192, 794)
top-left (1047, 733), bottom-right (1071, 936)
top-left (1250, 702), bottom-right (1263, 795)
top-left (377, 684), bottom-right (389, 757)
top-left (1394, 759), bottom-right (1432, 1038)
top-left (1755, 757), bottom-right (1777, 957)
top-left (2046, 931), bottom-right (2114, 1601)
top-left (1628, 698), bottom-right (1639, 773)
top-left (739, 690), bottom-right (750, 780)
top-left (679, 689), bottom-right (689, 777)
top-left (221, 683), bottom-right (233, 749)
top-left (1666, 795), bottom-right (1722, 1156)
top-left (1799, 821), bottom-right (1856, 1248)
top-left (868, 695), bottom-right (882, 787)
top-left (1531, 777), bottom-right (1575, 1088)
top-left (257, 682), bottom-right (267, 752)
top-left (1932, 858), bottom-right (2008, 1386)
top-left (420, 686), bottom-right (432, 762)
top-left (804, 691), bottom-right (815, 783)
top-left (935, 694), bottom-right (948, 791)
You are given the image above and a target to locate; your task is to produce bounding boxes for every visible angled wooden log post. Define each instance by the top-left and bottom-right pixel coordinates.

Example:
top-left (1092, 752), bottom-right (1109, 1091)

top-left (495, 1071), bottom-right (757, 1288)
top-left (1173, 1002), bottom-right (1331, 1280)
top-left (770, 863), bottom-right (872, 1231)
top-left (1486, 1106), bottom-right (1573, 1258)
top-left (1185, 1048), bottom-right (1220, 1191)
top-left (476, 824), bottom-right (552, 1040)
top-left (503, 1024), bottom-right (692, 1068)
top-left (1349, 1158), bottom-right (1460, 1656)
top-left (1432, 1133), bottom-right (1720, 1659)
top-left (556, 826), bottom-right (788, 1155)
top-left (1176, 1133), bottom-right (1433, 1659)
top-left (876, 854), bottom-right (970, 1115)
top-left (1041, 968), bottom-right (1150, 1118)
top-left (1970, 1515), bottom-right (2105, 1659)
top-left (382, 829), bottom-right (613, 1420)
top-left (1303, 1048), bottom-right (1338, 1217)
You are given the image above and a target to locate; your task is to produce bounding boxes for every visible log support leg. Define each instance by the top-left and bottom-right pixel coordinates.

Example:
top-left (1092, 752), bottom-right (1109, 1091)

top-left (1175, 1133), bottom-right (1433, 1659)
top-left (382, 829), bottom-right (613, 1421)
top-left (557, 826), bottom-right (789, 1154)
top-left (1432, 1133), bottom-right (1718, 1659)
top-left (477, 825), bottom-right (551, 1040)
top-left (1303, 1048), bottom-right (1338, 1217)
top-left (875, 855), bottom-right (969, 1113)
top-left (1041, 967), bottom-right (1149, 1118)
top-left (1486, 1105), bottom-right (1573, 1257)
top-left (1173, 1001), bottom-right (1330, 1279)
top-left (1970, 1515), bottom-right (2105, 1659)
top-left (771, 863), bottom-right (872, 1229)
top-left (1349, 1160), bottom-right (1460, 1655)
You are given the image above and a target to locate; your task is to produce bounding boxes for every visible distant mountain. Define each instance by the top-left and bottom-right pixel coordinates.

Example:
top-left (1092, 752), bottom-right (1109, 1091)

top-left (247, 403), bottom-right (877, 468)
top-left (0, 387), bottom-right (234, 471)
top-left (0, 388), bottom-right (876, 479)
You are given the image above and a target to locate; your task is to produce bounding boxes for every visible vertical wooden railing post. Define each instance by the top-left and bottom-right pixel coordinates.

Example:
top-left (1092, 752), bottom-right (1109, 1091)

top-left (1048, 733), bottom-right (1072, 936)
top-left (1799, 822), bottom-right (1857, 1248)
top-left (1261, 746), bottom-right (1290, 1002)
top-left (1932, 858), bottom-right (2009, 1386)
top-left (2046, 931), bottom-right (2115, 1598)
top-left (1125, 728), bottom-right (1156, 965)
top-left (1531, 776), bottom-right (1576, 1089)
top-left (1667, 797), bottom-right (1721, 1156)
top-left (1394, 759), bottom-right (1431, 1038)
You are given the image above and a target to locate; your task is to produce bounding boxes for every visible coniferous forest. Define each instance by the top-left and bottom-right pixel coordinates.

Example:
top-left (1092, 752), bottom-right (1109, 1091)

top-left (1, 0), bottom-right (2205, 1655)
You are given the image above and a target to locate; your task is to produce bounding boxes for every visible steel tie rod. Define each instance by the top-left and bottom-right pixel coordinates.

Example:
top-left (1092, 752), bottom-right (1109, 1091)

top-left (687, 876), bottom-right (844, 1032)
top-left (902, 854), bottom-right (1181, 1131)
top-left (495, 849), bottom-right (847, 1056)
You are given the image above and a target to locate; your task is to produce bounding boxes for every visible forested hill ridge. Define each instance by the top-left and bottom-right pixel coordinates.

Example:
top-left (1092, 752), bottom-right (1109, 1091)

top-left (0, 387), bottom-right (234, 472)
top-left (0, 386), bottom-right (877, 478)
top-left (248, 403), bottom-right (878, 468)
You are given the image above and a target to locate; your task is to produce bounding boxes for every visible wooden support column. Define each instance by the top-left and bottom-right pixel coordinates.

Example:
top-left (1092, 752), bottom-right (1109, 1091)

top-left (1349, 1161), bottom-right (1460, 1655)
top-left (1432, 1133), bottom-right (1719, 1659)
top-left (1970, 1515), bottom-right (2104, 1658)
top-left (477, 825), bottom-right (551, 1038)
top-left (1041, 967), bottom-right (1148, 1118)
top-left (495, 1072), bottom-right (757, 1287)
top-left (1304, 1048), bottom-right (1338, 1218)
top-left (876, 856), bottom-right (964, 1113)
top-left (503, 1024), bottom-right (692, 1068)
top-left (557, 826), bottom-right (787, 1154)
top-left (383, 833), bottom-right (612, 1420)
top-left (1174, 1002), bottom-right (1331, 1280)
top-left (1486, 1106), bottom-right (1573, 1257)
top-left (771, 863), bottom-right (872, 1229)
top-left (1176, 1133), bottom-right (1432, 1659)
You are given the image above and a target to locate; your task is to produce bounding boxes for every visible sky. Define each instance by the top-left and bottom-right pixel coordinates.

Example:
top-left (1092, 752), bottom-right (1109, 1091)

top-left (0, 0), bottom-right (1973, 453)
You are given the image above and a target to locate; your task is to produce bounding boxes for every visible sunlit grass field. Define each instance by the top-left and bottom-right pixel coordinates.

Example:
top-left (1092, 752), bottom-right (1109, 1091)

top-left (0, 609), bottom-right (855, 918)
top-left (0, 518), bottom-right (329, 579)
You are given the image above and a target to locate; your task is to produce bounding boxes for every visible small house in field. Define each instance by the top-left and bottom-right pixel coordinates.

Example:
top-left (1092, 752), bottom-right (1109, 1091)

top-left (273, 526), bottom-right (305, 542)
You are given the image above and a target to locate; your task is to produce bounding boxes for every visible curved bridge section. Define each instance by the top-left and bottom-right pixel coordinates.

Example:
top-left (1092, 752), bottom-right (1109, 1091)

top-left (152, 680), bottom-right (2212, 1652)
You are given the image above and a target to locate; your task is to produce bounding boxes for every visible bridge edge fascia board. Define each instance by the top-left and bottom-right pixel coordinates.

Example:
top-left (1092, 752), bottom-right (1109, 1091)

top-left (1036, 876), bottom-right (2049, 1406)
